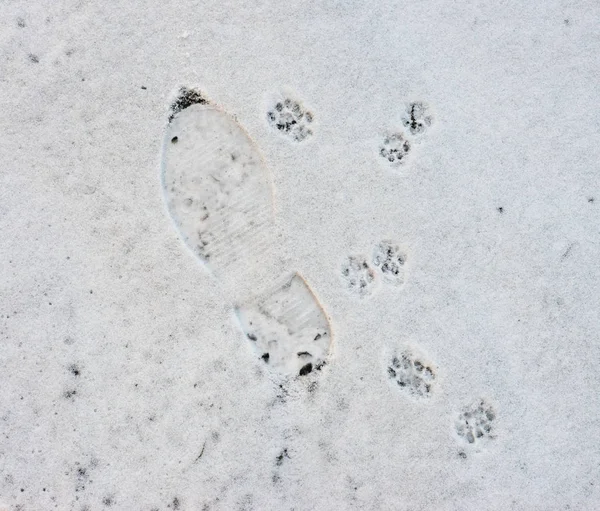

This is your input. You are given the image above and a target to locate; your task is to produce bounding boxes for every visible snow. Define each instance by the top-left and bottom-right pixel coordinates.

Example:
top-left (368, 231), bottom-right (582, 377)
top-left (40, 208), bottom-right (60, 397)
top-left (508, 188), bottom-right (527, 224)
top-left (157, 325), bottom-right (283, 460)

top-left (1, 0), bottom-right (599, 509)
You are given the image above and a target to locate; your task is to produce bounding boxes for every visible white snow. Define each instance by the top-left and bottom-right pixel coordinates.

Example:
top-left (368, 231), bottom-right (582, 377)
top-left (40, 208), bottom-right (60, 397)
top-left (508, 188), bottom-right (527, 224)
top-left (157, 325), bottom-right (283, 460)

top-left (1, 1), bottom-right (599, 509)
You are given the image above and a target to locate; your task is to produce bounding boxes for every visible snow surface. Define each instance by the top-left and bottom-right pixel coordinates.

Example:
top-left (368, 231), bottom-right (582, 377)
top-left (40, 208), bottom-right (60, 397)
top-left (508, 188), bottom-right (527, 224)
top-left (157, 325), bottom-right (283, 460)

top-left (1, 0), bottom-right (599, 509)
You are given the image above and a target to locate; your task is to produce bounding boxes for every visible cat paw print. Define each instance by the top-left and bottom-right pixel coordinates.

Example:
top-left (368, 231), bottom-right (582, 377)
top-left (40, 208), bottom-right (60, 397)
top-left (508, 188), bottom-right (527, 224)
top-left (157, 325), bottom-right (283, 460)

top-left (455, 398), bottom-right (496, 450)
top-left (387, 347), bottom-right (436, 398)
top-left (378, 100), bottom-right (434, 166)
top-left (372, 240), bottom-right (407, 286)
top-left (341, 255), bottom-right (377, 297)
top-left (267, 97), bottom-right (314, 142)
top-left (379, 132), bottom-right (411, 165)
top-left (402, 101), bottom-right (433, 136)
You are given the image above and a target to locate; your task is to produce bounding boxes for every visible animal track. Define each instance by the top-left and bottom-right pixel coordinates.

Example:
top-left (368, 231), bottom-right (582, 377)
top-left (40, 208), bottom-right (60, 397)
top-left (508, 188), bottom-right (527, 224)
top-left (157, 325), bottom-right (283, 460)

top-left (379, 100), bottom-right (433, 166)
top-left (386, 347), bottom-right (436, 398)
top-left (372, 240), bottom-right (408, 286)
top-left (402, 101), bottom-right (433, 136)
top-left (267, 96), bottom-right (314, 142)
top-left (341, 256), bottom-right (377, 297)
top-left (379, 132), bottom-right (411, 165)
top-left (455, 399), bottom-right (496, 448)
top-left (162, 87), bottom-right (275, 286)
top-left (235, 273), bottom-right (331, 377)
